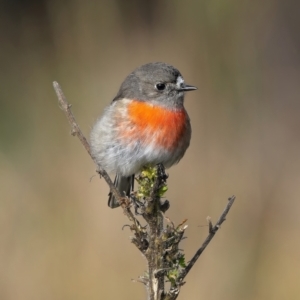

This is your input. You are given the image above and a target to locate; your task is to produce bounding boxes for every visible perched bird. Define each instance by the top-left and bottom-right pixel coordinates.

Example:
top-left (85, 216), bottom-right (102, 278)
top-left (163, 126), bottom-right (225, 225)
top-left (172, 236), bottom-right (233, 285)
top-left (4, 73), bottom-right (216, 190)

top-left (90, 62), bottom-right (197, 208)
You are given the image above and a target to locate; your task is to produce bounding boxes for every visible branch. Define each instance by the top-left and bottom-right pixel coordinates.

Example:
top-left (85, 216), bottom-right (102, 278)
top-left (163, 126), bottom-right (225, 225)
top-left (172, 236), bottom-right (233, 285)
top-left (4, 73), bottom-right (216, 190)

top-left (53, 81), bottom-right (236, 300)
top-left (52, 81), bottom-right (139, 223)
top-left (142, 165), bottom-right (167, 299)
top-left (165, 195), bottom-right (236, 299)
top-left (180, 195), bottom-right (235, 280)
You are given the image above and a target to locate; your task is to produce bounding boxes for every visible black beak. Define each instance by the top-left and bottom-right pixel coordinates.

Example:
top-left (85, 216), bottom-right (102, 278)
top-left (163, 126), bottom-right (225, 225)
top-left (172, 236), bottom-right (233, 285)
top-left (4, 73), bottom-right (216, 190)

top-left (178, 84), bottom-right (197, 92)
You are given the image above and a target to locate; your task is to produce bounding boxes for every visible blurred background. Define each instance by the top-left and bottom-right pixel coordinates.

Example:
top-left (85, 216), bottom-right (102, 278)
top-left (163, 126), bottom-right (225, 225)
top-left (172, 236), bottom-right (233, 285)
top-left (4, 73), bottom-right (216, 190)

top-left (1, 0), bottom-right (300, 299)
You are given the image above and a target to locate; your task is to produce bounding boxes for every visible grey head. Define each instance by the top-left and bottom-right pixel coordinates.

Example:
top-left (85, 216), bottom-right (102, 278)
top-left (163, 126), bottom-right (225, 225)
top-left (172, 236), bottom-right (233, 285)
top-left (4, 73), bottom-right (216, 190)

top-left (113, 62), bottom-right (197, 108)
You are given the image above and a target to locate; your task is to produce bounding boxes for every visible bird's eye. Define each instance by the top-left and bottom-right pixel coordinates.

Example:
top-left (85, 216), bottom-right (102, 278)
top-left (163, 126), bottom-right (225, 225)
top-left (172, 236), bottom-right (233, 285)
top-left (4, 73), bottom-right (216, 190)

top-left (155, 83), bottom-right (166, 91)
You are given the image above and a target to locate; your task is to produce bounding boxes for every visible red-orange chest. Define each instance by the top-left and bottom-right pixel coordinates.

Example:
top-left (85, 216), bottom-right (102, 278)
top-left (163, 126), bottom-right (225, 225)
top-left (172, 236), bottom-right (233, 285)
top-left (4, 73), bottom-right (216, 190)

top-left (126, 100), bottom-right (188, 150)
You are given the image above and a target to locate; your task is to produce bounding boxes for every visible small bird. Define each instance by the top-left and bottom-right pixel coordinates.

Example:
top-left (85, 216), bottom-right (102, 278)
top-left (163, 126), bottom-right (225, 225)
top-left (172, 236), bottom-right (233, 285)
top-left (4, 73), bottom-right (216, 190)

top-left (90, 62), bottom-right (197, 208)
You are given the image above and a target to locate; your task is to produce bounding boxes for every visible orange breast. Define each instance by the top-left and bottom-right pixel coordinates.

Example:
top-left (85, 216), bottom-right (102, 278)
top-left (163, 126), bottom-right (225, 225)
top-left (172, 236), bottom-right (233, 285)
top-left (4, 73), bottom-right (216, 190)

top-left (126, 100), bottom-right (187, 149)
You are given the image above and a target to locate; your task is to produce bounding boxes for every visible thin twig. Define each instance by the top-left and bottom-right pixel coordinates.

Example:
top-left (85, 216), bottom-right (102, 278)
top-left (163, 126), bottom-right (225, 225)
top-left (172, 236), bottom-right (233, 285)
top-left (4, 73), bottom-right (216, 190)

top-left (53, 82), bottom-right (92, 157)
top-left (178, 195), bottom-right (236, 282)
top-left (52, 81), bottom-right (138, 222)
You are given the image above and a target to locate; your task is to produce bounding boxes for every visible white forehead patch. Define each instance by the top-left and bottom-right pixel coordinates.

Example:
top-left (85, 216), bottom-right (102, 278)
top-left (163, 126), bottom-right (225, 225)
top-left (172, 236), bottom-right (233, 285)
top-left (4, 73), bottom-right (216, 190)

top-left (176, 76), bottom-right (184, 88)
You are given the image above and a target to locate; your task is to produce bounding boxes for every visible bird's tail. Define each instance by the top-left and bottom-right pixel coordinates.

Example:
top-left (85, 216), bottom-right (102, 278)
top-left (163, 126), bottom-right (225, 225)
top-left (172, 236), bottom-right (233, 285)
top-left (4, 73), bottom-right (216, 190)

top-left (108, 174), bottom-right (134, 208)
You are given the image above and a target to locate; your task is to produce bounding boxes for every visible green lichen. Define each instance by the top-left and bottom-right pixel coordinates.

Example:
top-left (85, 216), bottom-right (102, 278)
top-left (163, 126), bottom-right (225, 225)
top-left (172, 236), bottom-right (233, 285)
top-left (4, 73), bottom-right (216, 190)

top-left (136, 165), bottom-right (168, 199)
top-left (166, 253), bottom-right (186, 285)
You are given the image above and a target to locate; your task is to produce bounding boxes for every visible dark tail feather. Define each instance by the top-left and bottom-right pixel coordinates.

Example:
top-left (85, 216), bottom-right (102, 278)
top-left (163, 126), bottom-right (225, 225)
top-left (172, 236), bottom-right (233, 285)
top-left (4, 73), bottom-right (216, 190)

top-left (108, 174), bottom-right (134, 208)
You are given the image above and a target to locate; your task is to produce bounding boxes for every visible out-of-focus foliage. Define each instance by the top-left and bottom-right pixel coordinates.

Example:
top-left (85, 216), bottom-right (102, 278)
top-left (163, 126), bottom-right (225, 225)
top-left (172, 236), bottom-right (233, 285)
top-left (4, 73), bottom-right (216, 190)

top-left (1, 1), bottom-right (300, 299)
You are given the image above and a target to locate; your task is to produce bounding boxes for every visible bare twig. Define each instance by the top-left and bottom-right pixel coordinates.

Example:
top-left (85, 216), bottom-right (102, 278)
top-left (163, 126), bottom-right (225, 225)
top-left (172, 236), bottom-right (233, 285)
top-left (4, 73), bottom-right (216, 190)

top-left (53, 82), bottom-right (92, 156)
top-left (177, 196), bottom-right (235, 289)
top-left (163, 196), bottom-right (236, 300)
top-left (52, 81), bottom-right (138, 223)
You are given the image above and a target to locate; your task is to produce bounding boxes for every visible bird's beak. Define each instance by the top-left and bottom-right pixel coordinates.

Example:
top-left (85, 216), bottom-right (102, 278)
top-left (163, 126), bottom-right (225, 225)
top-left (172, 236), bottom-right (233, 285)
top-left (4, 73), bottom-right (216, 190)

top-left (178, 84), bottom-right (197, 92)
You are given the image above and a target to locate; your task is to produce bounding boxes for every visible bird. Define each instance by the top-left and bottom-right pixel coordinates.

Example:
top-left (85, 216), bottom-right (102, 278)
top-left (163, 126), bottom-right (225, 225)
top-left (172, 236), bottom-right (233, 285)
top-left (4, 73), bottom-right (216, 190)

top-left (90, 62), bottom-right (197, 208)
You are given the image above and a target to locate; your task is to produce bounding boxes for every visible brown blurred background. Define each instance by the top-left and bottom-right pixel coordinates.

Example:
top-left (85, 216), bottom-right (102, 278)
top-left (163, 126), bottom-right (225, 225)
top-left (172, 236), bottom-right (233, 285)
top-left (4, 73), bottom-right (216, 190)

top-left (1, 0), bottom-right (300, 299)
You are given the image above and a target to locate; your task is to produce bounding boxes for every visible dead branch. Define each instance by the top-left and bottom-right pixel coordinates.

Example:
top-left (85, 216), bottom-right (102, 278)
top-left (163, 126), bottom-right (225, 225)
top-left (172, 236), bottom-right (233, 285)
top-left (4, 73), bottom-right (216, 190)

top-left (52, 81), bottom-right (236, 300)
